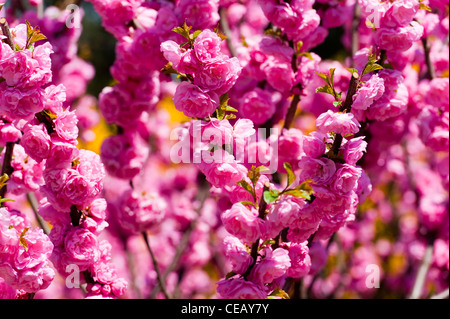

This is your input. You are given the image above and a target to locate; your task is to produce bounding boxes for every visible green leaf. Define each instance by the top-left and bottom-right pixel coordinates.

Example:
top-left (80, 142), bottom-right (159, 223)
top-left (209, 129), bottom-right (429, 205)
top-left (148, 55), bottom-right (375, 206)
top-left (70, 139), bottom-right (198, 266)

top-left (268, 288), bottom-right (290, 299)
top-left (261, 239), bottom-right (276, 246)
top-left (333, 100), bottom-right (343, 108)
top-left (316, 72), bottom-right (329, 83)
top-left (224, 105), bottom-right (238, 113)
top-left (419, 3), bottom-right (432, 11)
top-left (225, 271), bottom-right (237, 279)
top-left (329, 68), bottom-right (336, 86)
top-left (25, 21), bottom-right (47, 48)
top-left (263, 189), bottom-right (280, 204)
top-left (240, 200), bottom-right (257, 208)
top-left (316, 85), bottom-right (334, 95)
top-left (347, 68), bottom-right (358, 76)
top-left (247, 165), bottom-right (269, 187)
top-left (283, 162), bottom-right (296, 188)
top-left (237, 180), bottom-right (255, 198)
top-left (191, 30), bottom-right (202, 40)
top-left (298, 52), bottom-right (314, 60)
top-left (362, 63), bottom-right (383, 76)
top-left (0, 198), bottom-right (15, 203)
top-left (283, 189), bottom-right (311, 201)
top-left (224, 114), bottom-right (237, 120)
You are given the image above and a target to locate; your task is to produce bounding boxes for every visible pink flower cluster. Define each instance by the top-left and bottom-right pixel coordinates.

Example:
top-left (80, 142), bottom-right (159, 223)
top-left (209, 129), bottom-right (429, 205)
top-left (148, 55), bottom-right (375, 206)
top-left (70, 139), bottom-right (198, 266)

top-left (161, 29), bottom-right (242, 118)
top-left (0, 20), bottom-right (127, 299)
top-left (0, 208), bottom-right (54, 294)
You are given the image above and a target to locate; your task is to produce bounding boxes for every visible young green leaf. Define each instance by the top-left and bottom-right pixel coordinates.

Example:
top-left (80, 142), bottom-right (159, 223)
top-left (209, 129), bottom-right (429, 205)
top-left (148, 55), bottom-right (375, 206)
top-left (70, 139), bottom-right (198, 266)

top-left (283, 162), bottom-right (296, 188)
top-left (263, 189), bottom-right (280, 204)
top-left (362, 63), bottom-right (383, 76)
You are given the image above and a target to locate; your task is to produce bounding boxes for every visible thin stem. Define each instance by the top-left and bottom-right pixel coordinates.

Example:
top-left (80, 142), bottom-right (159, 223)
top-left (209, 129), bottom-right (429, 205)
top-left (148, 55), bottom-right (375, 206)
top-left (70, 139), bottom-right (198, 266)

top-left (0, 17), bottom-right (15, 50)
top-left (142, 231), bottom-right (171, 299)
top-left (422, 37), bottom-right (436, 80)
top-left (242, 182), bottom-right (270, 279)
top-left (219, 7), bottom-right (237, 58)
top-left (351, 2), bottom-right (361, 61)
top-left (26, 192), bottom-right (50, 235)
top-left (149, 187), bottom-right (209, 298)
top-left (283, 93), bottom-right (301, 131)
top-left (0, 142), bottom-right (15, 201)
top-left (409, 242), bottom-right (434, 299)
top-left (329, 71), bottom-right (360, 155)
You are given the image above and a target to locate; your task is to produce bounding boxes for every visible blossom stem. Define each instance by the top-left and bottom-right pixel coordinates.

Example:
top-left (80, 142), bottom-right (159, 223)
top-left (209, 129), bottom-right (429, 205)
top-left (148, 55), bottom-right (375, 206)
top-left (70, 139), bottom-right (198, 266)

top-left (242, 183), bottom-right (270, 279)
top-left (26, 192), bottom-right (51, 235)
top-left (219, 7), bottom-right (237, 58)
top-left (0, 142), bottom-right (15, 201)
top-left (330, 71), bottom-right (360, 155)
top-left (142, 231), bottom-right (171, 299)
top-left (351, 2), bottom-right (361, 60)
top-left (409, 239), bottom-right (435, 299)
top-left (422, 37), bottom-right (436, 80)
top-left (0, 17), bottom-right (15, 50)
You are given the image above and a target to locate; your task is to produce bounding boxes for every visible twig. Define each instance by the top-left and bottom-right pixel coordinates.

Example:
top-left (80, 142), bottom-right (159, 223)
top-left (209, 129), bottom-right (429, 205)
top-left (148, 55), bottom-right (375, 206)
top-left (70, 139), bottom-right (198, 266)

top-left (329, 71), bottom-right (360, 155)
top-left (242, 182), bottom-right (270, 279)
top-left (283, 93), bottom-right (301, 131)
top-left (409, 242), bottom-right (434, 299)
top-left (0, 17), bottom-right (15, 50)
top-left (219, 7), bottom-right (237, 57)
top-left (422, 37), bottom-right (436, 80)
top-left (26, 192), bottom-right (50, 235)
top-left (149, 186), bottom-right (209, 298)
top-left (351, 2), bottom-right (361, 61)
top-left (0, 142), bottom-right (15, 201)
top-left (142, 231), bottom-right (171, 299)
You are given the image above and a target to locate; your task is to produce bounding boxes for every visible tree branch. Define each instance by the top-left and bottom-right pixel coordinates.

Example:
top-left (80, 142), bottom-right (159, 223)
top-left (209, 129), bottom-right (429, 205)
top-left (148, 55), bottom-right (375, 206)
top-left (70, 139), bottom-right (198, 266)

top-left (142, 231), bottom-right (171, 299)
top-left (219, 7), bottom-right (237, 58)
top-left (409, 241), bottom-right (434, 299)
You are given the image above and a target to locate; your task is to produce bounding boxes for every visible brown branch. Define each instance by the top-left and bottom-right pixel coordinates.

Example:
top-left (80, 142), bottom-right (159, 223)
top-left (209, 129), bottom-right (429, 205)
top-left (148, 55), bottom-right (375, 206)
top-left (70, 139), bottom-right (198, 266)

top-left (26, 192), bottom-right (51, 235)
top-left (143, 231), bottom-right (171, 299)
top-left (219, 7), bottom-right (237, 58)
top-left (422, 37), bottom-right (436, 80)
top-left (242, 182), bottom-right (270, 279)
top-left (0, 17), bottom-right (15, 50)
top-left (0, 142), bottom-right (15, 201)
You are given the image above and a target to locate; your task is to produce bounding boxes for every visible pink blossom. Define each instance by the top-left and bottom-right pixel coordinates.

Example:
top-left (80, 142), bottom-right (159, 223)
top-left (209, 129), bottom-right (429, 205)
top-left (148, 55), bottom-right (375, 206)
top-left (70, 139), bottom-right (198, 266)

top-left (239, 88), bottom-right (276, 125)
top-left (173, 82), bottom-right (219, 118)
top-left (64, 227), bottom-right (99, 271)
top-left (286, 242), bottom-right (311, 278)
top-left (342, 136), bottom-right (367, 165)
top-left (194, 56), bottom-right (242, 96)
top-left (302, 133), bottom-right (326, 158)
top-left (160, 40), bottom-right (183, 69)
top-left (249, 247), bottom-right (291, 285)
top-left (222, 236), bottom-right (253, 274)
top-left (54, 109), bottom-right (79, 143)
top-left (331, 164), bottom-right (363, 196)
top-left (221, 203), bottom-right (263, 244)
top-left (352, 74), bottom-right (385, 111)
top-left (198, 149), bottom-right (247, 189)
top-left (216, 278), bottom-right (267, 299)
top-left (316, 110), bottom-right (360, 135)
top-left (193, 29), bottom-right (223, 64)
top-left (100, 131), bottom-right (149, 180)
top-left (176, 0), bottom-right (220, 30)
top-left (20, 123), bottom-right (51, 163)
top-left (117, 190), bottom-right (167, 234)
top-left (299, 157), bottom-right (336, 184)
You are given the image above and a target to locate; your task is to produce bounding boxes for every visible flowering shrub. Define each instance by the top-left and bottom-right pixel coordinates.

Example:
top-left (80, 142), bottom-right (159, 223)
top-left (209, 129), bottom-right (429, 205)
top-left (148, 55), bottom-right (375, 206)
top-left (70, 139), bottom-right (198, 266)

top-left (0, 0), bottom-right (448, 301)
